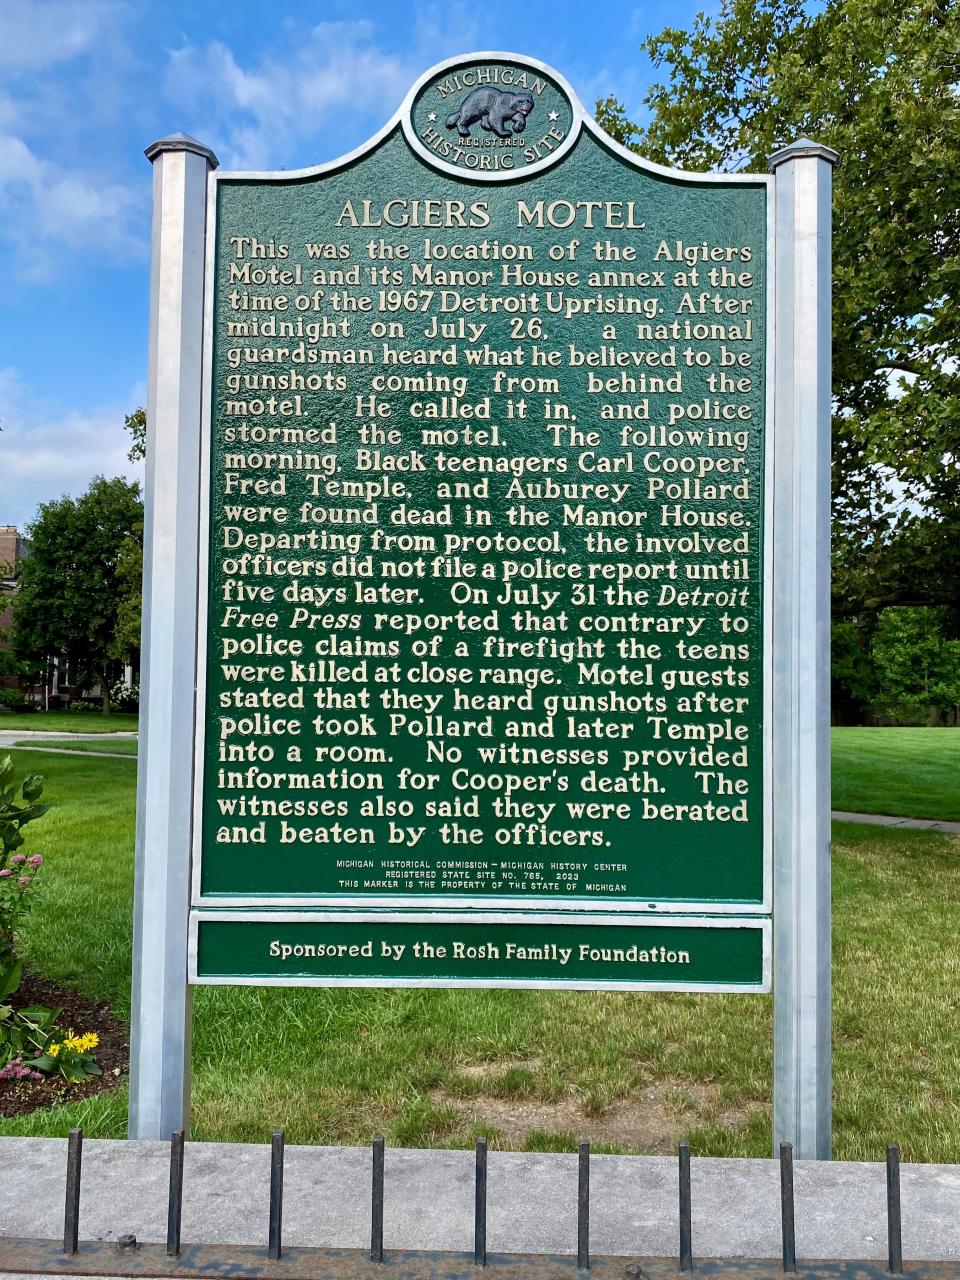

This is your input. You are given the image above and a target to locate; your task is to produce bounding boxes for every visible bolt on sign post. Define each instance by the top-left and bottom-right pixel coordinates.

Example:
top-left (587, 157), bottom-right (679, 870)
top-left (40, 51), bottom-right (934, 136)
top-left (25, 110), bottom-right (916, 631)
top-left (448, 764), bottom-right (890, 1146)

top-left (130, 54), bottom-right (835, 1157)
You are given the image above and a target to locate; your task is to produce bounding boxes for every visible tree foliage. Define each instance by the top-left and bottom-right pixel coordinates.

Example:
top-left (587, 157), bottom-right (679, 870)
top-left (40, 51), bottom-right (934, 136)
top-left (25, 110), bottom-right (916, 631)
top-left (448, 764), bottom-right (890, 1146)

top-left (872, 609), bottom-right (960, 721)
top-left (14, 477), bottom-right (143, 713)
top-left (833, 608), bottom-right (960, 722)
top-left (125, 407), bottom-right (146, 463)
top-left (596, 0), bottom-right (960, 617)
top-left (110, 536), bottom-right (142, 665)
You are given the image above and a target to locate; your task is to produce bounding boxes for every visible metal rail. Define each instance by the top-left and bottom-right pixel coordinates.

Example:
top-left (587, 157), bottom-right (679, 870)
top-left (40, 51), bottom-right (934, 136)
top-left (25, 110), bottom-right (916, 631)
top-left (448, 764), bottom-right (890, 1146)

top-left (0, 1130), bottom-right (952, 1280)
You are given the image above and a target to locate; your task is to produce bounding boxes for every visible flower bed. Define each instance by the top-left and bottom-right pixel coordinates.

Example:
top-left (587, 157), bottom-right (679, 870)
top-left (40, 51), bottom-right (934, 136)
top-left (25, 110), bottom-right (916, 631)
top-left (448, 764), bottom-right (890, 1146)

top-left (0, 971), bottom-right (127, 1118)
top-left (1, 756), bottom-right (123, 1115)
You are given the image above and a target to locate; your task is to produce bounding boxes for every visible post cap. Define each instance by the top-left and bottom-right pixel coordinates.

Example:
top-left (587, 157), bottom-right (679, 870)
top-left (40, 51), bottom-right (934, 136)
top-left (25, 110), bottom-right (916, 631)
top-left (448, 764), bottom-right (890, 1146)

top-left (769, 138), bottom-right (839, 170)
top-left (145, 133), bottom-right (219, 168)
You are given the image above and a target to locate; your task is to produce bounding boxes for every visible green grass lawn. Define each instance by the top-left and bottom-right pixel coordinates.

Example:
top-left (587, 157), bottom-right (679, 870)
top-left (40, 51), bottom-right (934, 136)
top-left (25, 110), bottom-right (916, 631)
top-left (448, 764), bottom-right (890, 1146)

top-left (13, 737), bottom-right (138, 756)
top-left (2, 748), bottom-right (959, 1161)
top-left (0, 711), bottom-right (138, 734)
top-left (831, 727), bottom-right (960, 821)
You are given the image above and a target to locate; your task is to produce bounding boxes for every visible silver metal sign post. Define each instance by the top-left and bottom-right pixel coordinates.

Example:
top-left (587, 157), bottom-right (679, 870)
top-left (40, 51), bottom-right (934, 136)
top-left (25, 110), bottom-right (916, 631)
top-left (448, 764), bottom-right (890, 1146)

top-left (129, 133), bottom-right (218, 1140)
top-left (770, 139), bottom-right (838, 1159)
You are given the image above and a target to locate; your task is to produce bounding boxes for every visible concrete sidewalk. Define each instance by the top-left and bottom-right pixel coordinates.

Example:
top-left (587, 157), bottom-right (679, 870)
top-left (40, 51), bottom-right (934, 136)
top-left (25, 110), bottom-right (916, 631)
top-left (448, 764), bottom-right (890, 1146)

top-left (0, 745), bottom-right (136, 759)
top-left (0, 729), bottom-right (137, 760)
top-left (2, 1138), bottom-right (960, 1262)
top-left (0, 731), bottom-right (137, 742)
top-left (832, 810), bottom-right (960, 834)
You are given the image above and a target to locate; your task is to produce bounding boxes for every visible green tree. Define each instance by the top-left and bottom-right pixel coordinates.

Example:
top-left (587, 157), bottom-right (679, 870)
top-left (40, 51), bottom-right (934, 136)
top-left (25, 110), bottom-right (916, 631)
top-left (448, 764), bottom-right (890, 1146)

top-left (831, 618), bottom-right (879, 723)
top-left (871, 607), bottom-right (960, 723)
top-left (125, 407), bottom-right (146, 463)
top-left (596, 0), bottom-right (960, 618)
top-left (113, 406), bottom-right (146, 665)
top-left (831, 608), bottom-right (960, 723)
top-left (14, 477), bottom-right (143, 714)
top-left (110, 536), bottom-right (142, 666)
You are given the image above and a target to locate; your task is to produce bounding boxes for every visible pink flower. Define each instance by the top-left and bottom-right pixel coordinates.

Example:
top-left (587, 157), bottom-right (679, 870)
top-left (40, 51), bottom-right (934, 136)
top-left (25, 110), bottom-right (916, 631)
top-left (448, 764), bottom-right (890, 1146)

top-left (9, 854), bottom-right (26, 865)
top-left (27, 855), bottom-right (43, 866)
top-left (17, 876), bottom-right (31, 887)
top-left (0, 869), bottom-right (11, 878)
top-left (0, 1057), bottom-right (43, 1082)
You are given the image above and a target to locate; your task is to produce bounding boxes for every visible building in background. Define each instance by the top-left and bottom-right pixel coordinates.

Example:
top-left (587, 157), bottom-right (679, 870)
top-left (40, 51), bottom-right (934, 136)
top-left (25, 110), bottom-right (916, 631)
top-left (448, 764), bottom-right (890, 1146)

top-left (0, 526), bottom-right (27, 707)
top-left (0, 525), bottom-right (73, 710)
top-left (0, 526), bottom-right (22, 623)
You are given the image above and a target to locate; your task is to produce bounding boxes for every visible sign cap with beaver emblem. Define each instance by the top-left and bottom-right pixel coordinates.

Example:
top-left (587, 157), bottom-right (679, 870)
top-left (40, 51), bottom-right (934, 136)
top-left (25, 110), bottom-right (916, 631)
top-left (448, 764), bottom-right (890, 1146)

top-left (405, 52), bottom-right (578, 181)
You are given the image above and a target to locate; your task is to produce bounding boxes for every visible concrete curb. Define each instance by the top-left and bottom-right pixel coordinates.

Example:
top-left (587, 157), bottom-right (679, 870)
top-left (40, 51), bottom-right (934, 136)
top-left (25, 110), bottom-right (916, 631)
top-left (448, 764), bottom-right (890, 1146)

top-left (2, 1138), bottom-right (960, 1262)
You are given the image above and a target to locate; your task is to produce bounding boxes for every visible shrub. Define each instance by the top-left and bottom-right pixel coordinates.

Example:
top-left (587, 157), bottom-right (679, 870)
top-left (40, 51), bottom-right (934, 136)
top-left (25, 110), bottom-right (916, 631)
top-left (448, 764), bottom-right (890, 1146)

top-left (0, 999), bottom-right (57, 1068)
top-left (0, 761), bottom-right (100, 1084)
top-left (109, 680), bottom-right (140, 713)
top-left (0, 688), bottom-right (27, 714)
top-left (0, 757), bottom-right (48, 1001)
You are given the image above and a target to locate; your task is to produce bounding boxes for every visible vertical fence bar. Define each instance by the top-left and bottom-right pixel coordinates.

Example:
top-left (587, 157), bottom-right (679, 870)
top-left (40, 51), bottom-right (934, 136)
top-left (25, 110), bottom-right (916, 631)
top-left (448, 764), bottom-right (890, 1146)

top-left (371, 1136), bottom-right (385, 1263)
top-left (886, 1145), bottom-right (903, 1275)
top-left (62, 1127), bottom-right (83, 1255)
top-left (678, 1142), bottom-right (693, 1272)
top-left (268, 1131), bottom-right (284, 1261)
top-left (475, 1137), bottom-right (487, 1267)
top-left (779, 1142), bottom-right (796, 1272)
top-left (577, 1142), bottom-right (590, 1271)
top-left (166, 1129), bottom-right (185, 1256)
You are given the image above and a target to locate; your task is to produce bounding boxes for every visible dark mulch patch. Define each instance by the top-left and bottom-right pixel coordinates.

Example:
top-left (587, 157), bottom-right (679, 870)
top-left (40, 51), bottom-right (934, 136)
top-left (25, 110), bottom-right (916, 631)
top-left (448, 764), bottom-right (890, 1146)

top-left (0, 971), bottom-right (127, 1118)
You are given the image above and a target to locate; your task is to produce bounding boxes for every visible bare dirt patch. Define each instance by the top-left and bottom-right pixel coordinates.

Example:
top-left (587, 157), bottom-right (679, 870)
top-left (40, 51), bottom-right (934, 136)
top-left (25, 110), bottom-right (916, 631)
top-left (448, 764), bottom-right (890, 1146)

top-left (455, 1057), bottom-right (544, 1080)
top-left (433, 1075), bottom-right (766, 1152)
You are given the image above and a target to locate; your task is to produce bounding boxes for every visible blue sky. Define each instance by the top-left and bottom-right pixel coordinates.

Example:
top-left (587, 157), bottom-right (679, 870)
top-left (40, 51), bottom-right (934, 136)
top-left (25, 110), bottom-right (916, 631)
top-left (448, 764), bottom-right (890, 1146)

top-left (0, 0), bottom-right (718, 529)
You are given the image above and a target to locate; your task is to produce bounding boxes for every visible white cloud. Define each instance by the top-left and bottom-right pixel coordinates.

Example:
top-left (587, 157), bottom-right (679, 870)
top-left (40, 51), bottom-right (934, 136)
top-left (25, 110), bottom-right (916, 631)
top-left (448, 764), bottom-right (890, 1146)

top-left (0, 367), bottom-right (142, 530)
top-left (161, 6), bottom-right (486, 171)
top-left (0, 0), bottom-right (125, 69)
top-left (0, 1), bottom-right (143, 281)
top-left (163, 21), bottom-right (414, 170)
top-left (411, 2), bottom-right (482, 59)
top-left (0, 132), bottom-right (142, 281)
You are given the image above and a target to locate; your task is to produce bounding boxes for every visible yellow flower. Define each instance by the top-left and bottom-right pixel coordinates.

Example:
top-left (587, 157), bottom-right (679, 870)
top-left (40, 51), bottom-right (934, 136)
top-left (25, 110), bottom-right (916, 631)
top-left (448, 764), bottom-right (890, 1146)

top-left (78, 1032), bottom-right (99, 1052)
top-left (48, 1043), bottom-right (60, 1057)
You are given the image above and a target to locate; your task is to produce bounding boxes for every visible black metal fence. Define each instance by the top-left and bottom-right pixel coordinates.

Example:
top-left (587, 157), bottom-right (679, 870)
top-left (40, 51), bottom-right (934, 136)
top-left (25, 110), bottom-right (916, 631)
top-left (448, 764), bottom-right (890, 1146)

top-left (0, 1129), bottom-right (953, 1280)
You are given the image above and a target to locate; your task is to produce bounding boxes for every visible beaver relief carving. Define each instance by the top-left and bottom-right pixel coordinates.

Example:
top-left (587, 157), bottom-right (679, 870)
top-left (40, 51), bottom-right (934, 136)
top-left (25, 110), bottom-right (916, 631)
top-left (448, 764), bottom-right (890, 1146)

top-left (445, 88), bottom-right (535, 139)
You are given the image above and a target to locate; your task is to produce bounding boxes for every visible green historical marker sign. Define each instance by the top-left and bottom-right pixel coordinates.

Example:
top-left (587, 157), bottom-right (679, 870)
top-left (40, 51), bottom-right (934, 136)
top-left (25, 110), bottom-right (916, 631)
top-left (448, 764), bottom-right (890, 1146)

top-left (135, 45), bottom-right (835, 1145)
top-left (188, 51), bottom-right (773, 991)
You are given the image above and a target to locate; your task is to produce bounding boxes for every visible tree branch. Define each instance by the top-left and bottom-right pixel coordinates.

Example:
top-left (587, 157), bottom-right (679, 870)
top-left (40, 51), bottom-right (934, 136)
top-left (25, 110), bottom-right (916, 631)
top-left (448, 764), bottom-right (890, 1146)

top-left (833, 587), bottom-right (949, 616)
